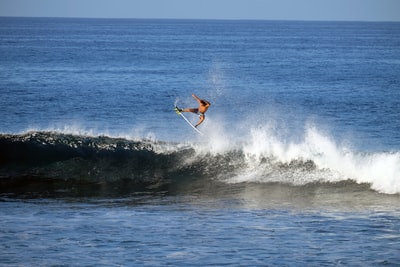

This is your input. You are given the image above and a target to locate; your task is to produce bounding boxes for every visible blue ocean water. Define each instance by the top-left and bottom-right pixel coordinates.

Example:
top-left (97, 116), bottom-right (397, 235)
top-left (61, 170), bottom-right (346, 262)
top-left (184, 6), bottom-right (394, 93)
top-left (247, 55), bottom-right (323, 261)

top-left (1, 17), bottom-right (400, 265)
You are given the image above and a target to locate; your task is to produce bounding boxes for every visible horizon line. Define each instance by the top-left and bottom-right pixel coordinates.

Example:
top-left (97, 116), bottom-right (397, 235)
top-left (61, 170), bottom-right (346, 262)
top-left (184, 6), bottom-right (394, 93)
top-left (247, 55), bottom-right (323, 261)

top-left (1, 15), bottom-right (399, 23)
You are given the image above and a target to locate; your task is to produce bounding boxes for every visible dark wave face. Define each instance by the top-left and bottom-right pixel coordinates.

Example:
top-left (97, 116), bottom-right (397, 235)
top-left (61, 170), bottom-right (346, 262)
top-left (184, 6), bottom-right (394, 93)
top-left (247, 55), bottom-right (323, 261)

top-left (0, 131), bottom-right (193, 197)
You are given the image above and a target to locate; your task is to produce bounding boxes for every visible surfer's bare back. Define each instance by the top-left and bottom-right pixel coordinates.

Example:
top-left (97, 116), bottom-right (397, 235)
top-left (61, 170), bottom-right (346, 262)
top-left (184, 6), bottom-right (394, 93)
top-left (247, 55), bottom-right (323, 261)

top-left (177, 94), bottom-right (211, 127)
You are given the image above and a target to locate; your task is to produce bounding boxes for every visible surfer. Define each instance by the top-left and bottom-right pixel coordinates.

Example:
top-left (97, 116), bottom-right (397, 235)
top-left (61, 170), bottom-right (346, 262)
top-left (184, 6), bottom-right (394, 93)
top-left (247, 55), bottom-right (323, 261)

top-left (176, 94), bottom-right (211, 127)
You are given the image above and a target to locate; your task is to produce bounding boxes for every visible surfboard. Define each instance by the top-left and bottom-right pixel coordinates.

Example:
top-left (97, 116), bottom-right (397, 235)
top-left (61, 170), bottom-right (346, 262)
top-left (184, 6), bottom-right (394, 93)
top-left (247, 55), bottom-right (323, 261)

top-left (174, 106), bottom-right (204, 135)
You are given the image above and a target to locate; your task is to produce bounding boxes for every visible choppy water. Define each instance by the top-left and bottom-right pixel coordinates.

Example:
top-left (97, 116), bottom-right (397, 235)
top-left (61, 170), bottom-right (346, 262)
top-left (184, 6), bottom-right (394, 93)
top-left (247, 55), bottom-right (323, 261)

top-left (1, 198), bottom-right (399, 266)
top-left (1, 17), bottom-right (400, 265)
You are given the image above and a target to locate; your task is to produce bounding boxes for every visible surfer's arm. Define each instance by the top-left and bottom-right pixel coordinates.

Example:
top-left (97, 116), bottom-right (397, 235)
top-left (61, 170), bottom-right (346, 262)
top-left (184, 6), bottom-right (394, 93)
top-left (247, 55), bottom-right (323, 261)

top-left (192, 94), bottom-right (201, 102)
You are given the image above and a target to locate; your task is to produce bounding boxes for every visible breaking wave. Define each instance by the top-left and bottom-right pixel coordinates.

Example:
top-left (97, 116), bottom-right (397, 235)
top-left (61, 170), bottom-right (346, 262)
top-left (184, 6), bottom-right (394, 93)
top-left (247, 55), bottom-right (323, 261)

top-left (0, 127), bottom-right (399, 197)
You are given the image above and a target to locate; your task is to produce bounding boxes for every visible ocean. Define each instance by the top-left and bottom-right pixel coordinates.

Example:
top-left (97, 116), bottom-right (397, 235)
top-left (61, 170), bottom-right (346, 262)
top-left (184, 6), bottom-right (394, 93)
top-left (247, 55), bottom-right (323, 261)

top-left (0, 17), bottom-right (400, 266)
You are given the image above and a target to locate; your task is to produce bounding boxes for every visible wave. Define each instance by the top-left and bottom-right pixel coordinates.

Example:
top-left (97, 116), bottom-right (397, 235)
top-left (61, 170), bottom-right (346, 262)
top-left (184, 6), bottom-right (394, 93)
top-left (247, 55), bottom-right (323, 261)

top-left (0, 128), bottom-right (399, 197)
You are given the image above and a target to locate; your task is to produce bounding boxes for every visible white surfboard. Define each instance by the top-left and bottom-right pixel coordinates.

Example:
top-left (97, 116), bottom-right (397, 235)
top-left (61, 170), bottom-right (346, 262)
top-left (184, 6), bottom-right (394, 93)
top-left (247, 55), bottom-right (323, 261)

top-left (174, 106), bottom-right (204, 135)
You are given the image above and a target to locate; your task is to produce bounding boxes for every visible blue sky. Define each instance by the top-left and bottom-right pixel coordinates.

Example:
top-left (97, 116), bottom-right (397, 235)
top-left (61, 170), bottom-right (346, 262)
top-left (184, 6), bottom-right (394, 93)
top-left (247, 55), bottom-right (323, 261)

top-left (0, 0), bottom-right (399, 21)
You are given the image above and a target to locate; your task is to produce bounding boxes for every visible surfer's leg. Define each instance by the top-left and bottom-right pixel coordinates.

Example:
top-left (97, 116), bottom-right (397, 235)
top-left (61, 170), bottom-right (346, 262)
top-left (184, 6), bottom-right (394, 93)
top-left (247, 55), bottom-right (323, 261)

top-left (182, 108), bottom-right (199, 114)
top-left (195, 114), bottom-right (205, 128)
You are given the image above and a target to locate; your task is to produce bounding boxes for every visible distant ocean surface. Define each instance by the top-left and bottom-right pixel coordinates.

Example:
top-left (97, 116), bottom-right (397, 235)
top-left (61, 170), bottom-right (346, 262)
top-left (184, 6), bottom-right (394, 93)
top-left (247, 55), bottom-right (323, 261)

top-left (1, 17), bottom-right (400, 266)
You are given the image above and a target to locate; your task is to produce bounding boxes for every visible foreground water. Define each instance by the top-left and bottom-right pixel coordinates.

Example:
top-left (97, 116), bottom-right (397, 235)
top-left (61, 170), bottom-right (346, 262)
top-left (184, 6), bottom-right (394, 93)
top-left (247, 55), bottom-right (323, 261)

top-left (1, 193), bottom-right (400, 266)
top-left (1, 17), bottom-right (400, 265)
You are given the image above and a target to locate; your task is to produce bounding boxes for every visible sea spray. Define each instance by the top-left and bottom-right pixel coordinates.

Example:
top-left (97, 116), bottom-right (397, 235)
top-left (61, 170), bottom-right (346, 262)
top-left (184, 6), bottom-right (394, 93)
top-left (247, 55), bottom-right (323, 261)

top-left (182, 110), bottom-right (400, 195)
top-left (224, 124), bottom-right (400, 194)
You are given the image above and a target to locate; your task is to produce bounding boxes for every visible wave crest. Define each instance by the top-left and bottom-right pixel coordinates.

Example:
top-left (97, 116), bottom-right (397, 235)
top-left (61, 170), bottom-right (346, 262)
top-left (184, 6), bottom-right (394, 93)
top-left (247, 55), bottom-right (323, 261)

top-left (1, 129), bottom-right (399, 196)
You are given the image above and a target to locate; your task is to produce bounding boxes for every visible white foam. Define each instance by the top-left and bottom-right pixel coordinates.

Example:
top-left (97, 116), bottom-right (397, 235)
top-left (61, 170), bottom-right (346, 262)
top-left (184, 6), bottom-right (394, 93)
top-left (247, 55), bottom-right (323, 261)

top-left (302, 126), bottom-right (400, 194)
top-left (221, 122), bottom-right (400, 194)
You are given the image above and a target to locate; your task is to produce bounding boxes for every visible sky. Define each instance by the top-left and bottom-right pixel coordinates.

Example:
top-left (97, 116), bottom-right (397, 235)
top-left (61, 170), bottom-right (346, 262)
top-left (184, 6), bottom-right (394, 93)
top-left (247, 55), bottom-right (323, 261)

top-left (0, 0), bottom-right (399, 21)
